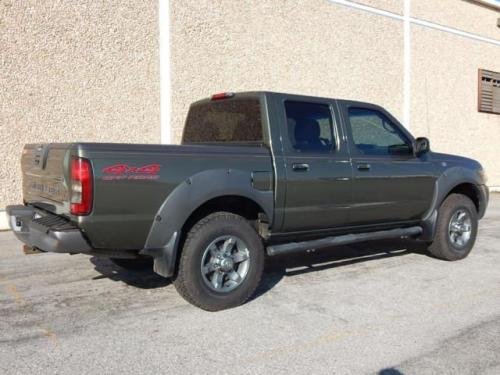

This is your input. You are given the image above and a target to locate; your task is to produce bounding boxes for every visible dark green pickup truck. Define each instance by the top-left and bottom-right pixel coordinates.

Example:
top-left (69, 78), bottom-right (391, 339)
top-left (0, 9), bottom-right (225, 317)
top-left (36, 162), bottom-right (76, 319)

top-left (7, 91), bottom-right (489, 310)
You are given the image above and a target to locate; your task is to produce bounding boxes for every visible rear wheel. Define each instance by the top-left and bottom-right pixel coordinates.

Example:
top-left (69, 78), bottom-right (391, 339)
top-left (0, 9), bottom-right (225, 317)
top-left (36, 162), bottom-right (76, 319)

top-left (174, 212), bottom-right (264, 311)
top-left (427, 194), bottom-right (478, 261)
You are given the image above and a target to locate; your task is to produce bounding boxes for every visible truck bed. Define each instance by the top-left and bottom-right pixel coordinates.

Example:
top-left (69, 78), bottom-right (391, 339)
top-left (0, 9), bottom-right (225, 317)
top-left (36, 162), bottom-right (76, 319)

top-left (22, 142), bottom-right (273, 250)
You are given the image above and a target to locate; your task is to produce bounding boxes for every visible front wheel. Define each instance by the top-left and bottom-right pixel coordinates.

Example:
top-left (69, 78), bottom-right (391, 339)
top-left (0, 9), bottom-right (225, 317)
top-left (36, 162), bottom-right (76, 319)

top-left (427, 193), bottom-right (478, 261)
top-left (173, 212), bottom-right (264, 311)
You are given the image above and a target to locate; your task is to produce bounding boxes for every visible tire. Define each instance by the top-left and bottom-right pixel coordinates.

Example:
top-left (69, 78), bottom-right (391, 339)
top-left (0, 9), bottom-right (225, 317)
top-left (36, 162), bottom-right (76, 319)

top-left (173, 212), bottom-right (264, 311)
top-left (110, 257), bottom-right (153, 270)
top-left (427, 193), bottom-right (478, 261)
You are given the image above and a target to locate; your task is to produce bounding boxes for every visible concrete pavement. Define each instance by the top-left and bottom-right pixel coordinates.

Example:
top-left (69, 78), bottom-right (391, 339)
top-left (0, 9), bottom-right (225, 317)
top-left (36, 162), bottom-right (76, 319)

top-left (1, 196), bottom-right (499, 374)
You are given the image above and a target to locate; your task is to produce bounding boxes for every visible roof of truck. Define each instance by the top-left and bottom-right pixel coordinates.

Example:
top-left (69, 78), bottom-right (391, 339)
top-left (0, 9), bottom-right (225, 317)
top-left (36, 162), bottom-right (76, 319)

top-left (192, 91), bottom-right (378, 108)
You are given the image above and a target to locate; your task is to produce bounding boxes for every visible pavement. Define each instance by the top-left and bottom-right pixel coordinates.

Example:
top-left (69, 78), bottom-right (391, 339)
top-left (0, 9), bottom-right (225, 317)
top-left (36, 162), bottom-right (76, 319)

top-left (1, 196), bottom-right (499, 374)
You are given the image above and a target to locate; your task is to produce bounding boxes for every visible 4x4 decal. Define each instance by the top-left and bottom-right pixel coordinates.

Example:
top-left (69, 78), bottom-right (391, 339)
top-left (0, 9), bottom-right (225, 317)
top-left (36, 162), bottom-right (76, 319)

top-left (102, 164), bottom-right (161, 180)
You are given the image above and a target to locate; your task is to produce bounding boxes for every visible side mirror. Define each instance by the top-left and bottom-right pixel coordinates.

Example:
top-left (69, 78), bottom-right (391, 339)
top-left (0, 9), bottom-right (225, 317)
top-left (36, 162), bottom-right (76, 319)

top-left (415, 137), bottom-right (430, 156)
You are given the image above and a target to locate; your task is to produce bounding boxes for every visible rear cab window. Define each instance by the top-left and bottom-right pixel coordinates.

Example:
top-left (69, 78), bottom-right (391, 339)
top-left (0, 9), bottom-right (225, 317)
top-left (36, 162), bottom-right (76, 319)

top-left (183, 97), bottom-right (263, 144)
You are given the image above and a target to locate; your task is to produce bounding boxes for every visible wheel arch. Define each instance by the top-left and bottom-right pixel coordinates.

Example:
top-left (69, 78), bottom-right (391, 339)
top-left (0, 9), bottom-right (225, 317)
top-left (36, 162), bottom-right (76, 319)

top-left (444, 183), bottom-right (481, 212)
top-left (420, 167), bottom-right (486, 241)
top-left (141, 169), bottom-right (273, 277)
top-left (180, 195), bottom-right (268, 240)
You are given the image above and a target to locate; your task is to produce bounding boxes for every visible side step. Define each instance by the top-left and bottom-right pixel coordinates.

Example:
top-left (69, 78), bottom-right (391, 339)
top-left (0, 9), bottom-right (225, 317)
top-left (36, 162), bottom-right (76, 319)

top-left (266, 226), bottom-right (423, 256)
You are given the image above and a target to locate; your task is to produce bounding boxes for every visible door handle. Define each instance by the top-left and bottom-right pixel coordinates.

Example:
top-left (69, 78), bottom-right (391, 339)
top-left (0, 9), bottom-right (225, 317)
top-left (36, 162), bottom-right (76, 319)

top-left (292, 163), bottom-right (310, 172)
top-left (357, 163), bottom-right (371, 171)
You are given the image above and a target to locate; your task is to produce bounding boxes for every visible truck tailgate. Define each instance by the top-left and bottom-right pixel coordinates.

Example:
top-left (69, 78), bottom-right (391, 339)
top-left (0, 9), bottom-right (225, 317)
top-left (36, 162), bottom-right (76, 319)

top-left (22, 144), bottom-right (71, 215)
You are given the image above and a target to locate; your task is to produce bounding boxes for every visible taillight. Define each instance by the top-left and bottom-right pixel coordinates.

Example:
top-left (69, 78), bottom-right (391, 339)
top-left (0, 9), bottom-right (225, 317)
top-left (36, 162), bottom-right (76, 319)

top-left (211, 92), bottom-right (235, 100)
top-left (70, 158), bottom-right (93, 215)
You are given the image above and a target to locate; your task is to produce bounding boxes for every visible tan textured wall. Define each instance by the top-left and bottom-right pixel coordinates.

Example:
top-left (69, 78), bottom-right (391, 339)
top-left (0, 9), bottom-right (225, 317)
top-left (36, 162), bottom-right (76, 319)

top-left (410, 24), bottom-right (500, 186)
top-left (351, 0), bottom-right (403, 14)
top-left (171, 0), bottom-right (500, 186)
top-left (0, 1), bottom-right (160, 207)
top-left (2, 0), bottom-right (500, 210)
top-left (412, 0), bottom-right (500, 40)
top-left (171, 0), bottom-right (404, 143)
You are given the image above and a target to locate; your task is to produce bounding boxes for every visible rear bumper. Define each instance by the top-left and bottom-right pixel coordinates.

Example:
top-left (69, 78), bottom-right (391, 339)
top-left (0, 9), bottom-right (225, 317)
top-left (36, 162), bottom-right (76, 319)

top-left (6, 205), bottom-right (91, 253)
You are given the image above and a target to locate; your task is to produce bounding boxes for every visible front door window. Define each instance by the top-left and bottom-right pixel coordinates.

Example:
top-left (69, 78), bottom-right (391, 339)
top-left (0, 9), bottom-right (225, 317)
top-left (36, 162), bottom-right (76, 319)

top-left (348, 108), bottom-right (411, 156)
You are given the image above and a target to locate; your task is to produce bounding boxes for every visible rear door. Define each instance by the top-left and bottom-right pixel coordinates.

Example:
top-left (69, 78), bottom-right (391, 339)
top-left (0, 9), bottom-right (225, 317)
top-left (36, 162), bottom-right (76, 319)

top-left (276, 96), bottom-right (352, 232)
top-left (338, 101), bottom-right (435, 225)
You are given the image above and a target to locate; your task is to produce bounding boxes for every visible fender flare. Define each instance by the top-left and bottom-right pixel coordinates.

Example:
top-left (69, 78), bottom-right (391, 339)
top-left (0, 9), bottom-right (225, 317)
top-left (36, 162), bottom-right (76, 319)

top-left (420, 166), bottom-right (485, 241)
top-left (140, 169), bottom-right (274, 277)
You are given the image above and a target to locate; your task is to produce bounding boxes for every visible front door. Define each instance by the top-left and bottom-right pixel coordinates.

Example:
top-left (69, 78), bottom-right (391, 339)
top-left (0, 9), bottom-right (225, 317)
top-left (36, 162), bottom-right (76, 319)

top-left (339, 102), bottom-right (436, 225)
top-left (280, 99), bottom-right (352, 232)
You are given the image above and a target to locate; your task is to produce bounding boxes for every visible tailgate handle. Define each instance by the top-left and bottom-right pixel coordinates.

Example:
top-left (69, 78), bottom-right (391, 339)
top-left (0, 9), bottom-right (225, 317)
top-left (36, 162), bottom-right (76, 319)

top-left (292, 163), bottom-right (309, 172)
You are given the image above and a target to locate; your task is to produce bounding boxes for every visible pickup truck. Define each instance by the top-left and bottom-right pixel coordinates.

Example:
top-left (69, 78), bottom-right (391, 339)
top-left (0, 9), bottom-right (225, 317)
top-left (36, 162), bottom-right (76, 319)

top-left (7, 91), bottom-right (489, 311)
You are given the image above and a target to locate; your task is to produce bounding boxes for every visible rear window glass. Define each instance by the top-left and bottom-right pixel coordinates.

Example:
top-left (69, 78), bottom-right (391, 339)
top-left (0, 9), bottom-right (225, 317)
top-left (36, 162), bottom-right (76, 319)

top-left (183, 98), bottom-right (263, 143)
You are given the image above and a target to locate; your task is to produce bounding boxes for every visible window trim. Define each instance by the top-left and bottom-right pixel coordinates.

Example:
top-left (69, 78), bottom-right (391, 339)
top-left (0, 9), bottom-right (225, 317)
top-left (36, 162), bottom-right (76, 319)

top-left (345, 106), bottom-right (414, 159)
top-left (281, 99), bottom-right (340, 156)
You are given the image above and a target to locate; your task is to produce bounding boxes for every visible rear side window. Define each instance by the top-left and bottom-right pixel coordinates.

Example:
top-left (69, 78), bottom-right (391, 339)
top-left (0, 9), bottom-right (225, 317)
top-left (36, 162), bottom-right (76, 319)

top-left (183, 99), bottom-right (263, 143)
top-left (284, 101), bottom-right (335, 153)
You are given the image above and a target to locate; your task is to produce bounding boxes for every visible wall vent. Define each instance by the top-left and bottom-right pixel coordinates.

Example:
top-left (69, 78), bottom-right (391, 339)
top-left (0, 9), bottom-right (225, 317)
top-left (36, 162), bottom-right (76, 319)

top-left (478, 69), bottom-right (500, 114)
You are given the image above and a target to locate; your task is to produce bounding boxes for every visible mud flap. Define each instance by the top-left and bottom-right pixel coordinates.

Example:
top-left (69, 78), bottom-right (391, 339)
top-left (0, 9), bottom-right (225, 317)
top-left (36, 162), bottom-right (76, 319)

top-left (419, 209), bottom-right (438, 242)
top-left (140, 232), bottom-right (178, 278)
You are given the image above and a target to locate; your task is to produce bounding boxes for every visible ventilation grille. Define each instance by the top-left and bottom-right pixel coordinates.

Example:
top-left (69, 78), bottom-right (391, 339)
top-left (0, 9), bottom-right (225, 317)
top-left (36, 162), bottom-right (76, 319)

top-left (478, 69), bottom-right (500, 114)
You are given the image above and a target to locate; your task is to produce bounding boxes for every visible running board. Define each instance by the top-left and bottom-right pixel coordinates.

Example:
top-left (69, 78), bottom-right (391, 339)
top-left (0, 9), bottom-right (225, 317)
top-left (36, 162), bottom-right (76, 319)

top-left (266, 226), bottom-right (423, 257)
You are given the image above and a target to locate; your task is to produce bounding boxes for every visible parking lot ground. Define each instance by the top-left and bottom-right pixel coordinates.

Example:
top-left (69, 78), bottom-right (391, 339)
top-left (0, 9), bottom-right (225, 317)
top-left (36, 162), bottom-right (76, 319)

top-left (1, 195), bottom-right (499, 374)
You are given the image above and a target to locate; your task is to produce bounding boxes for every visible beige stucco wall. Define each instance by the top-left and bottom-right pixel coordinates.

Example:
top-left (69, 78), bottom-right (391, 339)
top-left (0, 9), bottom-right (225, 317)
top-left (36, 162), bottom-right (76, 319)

top-left (171, 0), bottom-right (500, 187)
top-left (171, 0), bottom-right (404, 143)
top-left (1, 0), bottom-right (500, 211)
top-left (412, 0), bottom-right (500, 40)
top-left (410, 1), bottom-right (500, 186)
top-left (351, 0), bottom-right (403, 14)
top-left (410, 24), bottom-right (500, 186)
top-left (0, 1), bottom-right (160, 208)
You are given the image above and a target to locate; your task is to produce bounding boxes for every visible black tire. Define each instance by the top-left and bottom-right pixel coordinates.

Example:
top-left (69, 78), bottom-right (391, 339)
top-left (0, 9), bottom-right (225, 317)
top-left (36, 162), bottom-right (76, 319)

top-left (173, 212), bottom-right (264, 311)
top-left (110, 257), bottom-right (153, 270)
top-left (427, 193), bottom-right (478, 261)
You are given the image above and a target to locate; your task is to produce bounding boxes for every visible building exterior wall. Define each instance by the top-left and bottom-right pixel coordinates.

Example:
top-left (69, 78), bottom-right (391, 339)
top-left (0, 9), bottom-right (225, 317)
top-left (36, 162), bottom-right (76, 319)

top-left (410, 25), bottom-right (500, 186)
top-left (0, 0), bottom-right (499, 213)
top-left (171, 0), bottom-right (500, 186)
top-left (171, 0), bottom-right (404, 143)
top-left (351, 0), bottom-right (403, 14)
top-left (409, 0), bottom-right (500, 186)
top-left (412, 0), bottom-right (500, 40)
top-left (0, 0), bottom-right (160, 208)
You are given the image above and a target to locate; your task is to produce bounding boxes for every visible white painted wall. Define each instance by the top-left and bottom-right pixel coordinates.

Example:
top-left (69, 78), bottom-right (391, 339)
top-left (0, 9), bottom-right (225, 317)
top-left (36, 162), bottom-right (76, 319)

top-left (0, 211), bottom-right (8, 231)
top-left (159, 0), bottom-right (171, 144)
